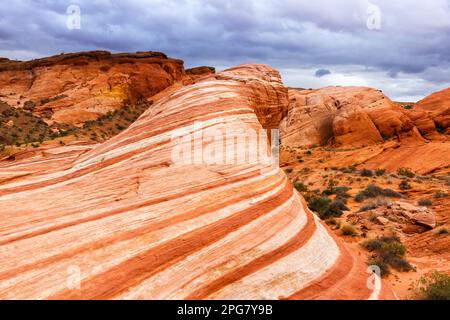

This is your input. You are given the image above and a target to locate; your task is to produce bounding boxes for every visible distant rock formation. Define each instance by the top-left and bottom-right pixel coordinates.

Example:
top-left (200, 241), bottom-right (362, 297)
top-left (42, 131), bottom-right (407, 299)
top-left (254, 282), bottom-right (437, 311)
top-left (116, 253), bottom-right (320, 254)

top-left (280, 86), bottom-right (431, 149)
top-left (0, 64), bottom-right (393, 300)
top-left (0, 51), bottom-right (186, 125)
top-left (414, 88), bottom-right (450, 134)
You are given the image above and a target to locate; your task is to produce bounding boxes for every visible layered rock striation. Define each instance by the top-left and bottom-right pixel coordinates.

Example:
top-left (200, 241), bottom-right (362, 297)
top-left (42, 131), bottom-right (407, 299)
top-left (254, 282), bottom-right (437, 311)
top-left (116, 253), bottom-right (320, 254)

top-left (0, 65), bottom-right (392, 300)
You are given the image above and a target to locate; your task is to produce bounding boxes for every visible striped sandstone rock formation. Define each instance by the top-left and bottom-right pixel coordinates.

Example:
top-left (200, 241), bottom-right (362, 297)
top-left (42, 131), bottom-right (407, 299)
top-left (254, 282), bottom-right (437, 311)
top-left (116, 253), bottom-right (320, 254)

top-left (0, 64), bottom-right (392, 300)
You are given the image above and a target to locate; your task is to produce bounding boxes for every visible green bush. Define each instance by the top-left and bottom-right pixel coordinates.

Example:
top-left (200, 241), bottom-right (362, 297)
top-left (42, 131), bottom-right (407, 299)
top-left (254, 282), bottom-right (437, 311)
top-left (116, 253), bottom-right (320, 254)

top-left (362, 235), bottom-right (412, 276)
top-left (307, 196), bottom-right (348, 220)
top-left (399, 180), bottom-right (412, 190)
top-left (413, 272), bottom-right (450, 300)
top-left (323, 199), bottom-right (349, 219)
top-left (294, 182), bottom-right (308, 192)
top-left (322, 179), bottom-right (338, 195)
top-left (397, 167), bottom-right (415, 178)
top-left (375, 168), bottom-right (386, 176)
top-left (355, 184), bottom-right (402, 202)
top-left (325, 218), bottom-right (341, 229)
top-left (368, 256), bottom-right (390, 277)
top-left (307, 196), bottom-right (331, 215)
top-left (418, 199), bottom-right (433, 206)
top-left (360, 169), bottom-right (374, 177)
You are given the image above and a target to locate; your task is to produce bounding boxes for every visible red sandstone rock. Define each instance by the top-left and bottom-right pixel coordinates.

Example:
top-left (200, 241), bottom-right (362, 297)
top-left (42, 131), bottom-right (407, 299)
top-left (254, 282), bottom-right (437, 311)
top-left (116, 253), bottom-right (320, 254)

top-left (0, 51), bottom-right (185, 125)
top-left (0, 64), bottom-right (392, 300)
top-left (415, 88), bottom-right (450, 133)
top-left (281, 86), bottom-right (425, 148)
top-left (333, 103), bottom-right (383, 148)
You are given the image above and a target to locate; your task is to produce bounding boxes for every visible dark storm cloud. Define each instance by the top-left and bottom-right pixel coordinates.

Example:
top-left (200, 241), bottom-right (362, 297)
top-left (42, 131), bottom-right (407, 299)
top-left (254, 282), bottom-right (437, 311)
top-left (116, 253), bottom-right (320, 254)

top-left (0, 0), bottom-right (449, 100)
top-left (315, 69), bottom-right (332, 77)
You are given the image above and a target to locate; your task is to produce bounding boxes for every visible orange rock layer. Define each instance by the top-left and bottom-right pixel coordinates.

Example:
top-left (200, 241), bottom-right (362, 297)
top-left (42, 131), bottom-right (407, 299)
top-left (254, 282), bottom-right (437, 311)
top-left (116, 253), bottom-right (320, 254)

top-left (0, 65), bottom-right (393, 300)
top-left (281, 86), bottom-right (423, 149)
top-left (0, 51), bottom-right (187, 125)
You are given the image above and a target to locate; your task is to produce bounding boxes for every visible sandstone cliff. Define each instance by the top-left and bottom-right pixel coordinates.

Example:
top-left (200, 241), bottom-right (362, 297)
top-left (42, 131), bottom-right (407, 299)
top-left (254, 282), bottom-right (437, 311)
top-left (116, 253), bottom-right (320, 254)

top-left (0, 51), bottom-right (186, 125)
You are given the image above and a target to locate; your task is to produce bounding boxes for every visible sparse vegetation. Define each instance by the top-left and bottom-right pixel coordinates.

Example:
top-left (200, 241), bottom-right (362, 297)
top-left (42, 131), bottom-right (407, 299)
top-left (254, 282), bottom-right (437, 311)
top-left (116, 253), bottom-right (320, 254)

top-left (0, 99), bottom-right (153, 154)
top-left (397, 167), bottom-right (415, 178)
top-left (355, 184), bottom-right (402, 202)
top-left (341, 224), bottom-right (357, 236)
top-left (412, 271), bottom-right (450, 300)
top-left (417, 199), bottom-right (433, 207)
top-left (294, 181), bottom-right (308, 192)
top-left (360, 198), bottom-right (391, 212)
top-left (399, 180), bottom-right (412, 190)
top-left (360, 168), bottom-right (374, 177)
top-left (434, 191), bottom-right (449, 199)
top-left (375, 168), bottom-right (386, 176)
top-left (362, 235), bottom-right (412, 277)
top-left (306, 195), bottom-right (349, 220)
top-left (325, 217), bottom-right (341, 230)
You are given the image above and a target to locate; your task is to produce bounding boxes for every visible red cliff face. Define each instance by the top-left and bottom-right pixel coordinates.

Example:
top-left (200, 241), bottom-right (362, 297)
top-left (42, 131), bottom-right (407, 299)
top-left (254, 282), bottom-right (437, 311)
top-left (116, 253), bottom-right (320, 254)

top-left (0, 64), bottom-right (392, 300)
top-left (0, 51), bottom-right (186, 125)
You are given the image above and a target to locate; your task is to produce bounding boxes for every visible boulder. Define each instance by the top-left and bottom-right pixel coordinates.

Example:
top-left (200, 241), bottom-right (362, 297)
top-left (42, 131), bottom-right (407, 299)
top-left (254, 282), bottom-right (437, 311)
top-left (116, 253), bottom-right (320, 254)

top-left (389, 201), bottom-right (436, 229)
top-left (415, 88), bottom-right (450, 133)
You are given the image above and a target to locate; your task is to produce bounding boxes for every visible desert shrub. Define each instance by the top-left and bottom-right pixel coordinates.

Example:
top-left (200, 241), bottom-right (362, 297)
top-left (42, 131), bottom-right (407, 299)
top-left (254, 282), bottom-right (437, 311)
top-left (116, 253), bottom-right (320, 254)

top-left (368, 256), bottom-right (390, 277)
top-left (437, 228), bottom-right (449, 235)
top-left (418, 199), bottom-right (433, 207)
top-left (340, 165), bottom-right (357, 174)
top-left (399, 180), bottom-right (412, 190)
top-left (360, 198), bottom-right (391, 212)
top-left (382, 188), bottom-right (403, 198)
top-left (307, 196), bottom-right (331, 215)
top-left (360, 169), bottom-right (374, 177)
top-left (368, 211), bottom-right (378, 222)
top-left (334, 186), bottom-right (351, 203)
top-left (323, 199), bottom-right (349, 218)
top-left (362, 235), bottom-right (412, 276)
top-left (413, 272), bottom-right (450, 300)
top-left (307, 196), bottom-right (348, 220)
top-left (294, 182), bottom-right (308, 192)
top-left (397, 167), bottom-right (415, 178)
top-left (325, 217), bottom-right (341, 230)
top-left (322, 179), bottom-right (338, 195)
top-left (375, 168), bottom-right (386, 176)
top-left (23, 100), bottom-right (35, 111)
top-left (403, 105), bottom-right (413, 110)
top-left (341, 224), bottom-right (357, 236)
top-left (285, 168), bottom-right (293, 174)
top-left (434, 191), bottom-right (449, 199)
top-left (355, 184), bottom-right (402, 202)
top-left (380, 241), bottom-right (406, 257)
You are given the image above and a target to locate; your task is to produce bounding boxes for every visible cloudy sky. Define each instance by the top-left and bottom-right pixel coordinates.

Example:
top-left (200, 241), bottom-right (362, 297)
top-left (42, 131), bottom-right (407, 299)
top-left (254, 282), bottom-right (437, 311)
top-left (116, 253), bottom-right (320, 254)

top-left (1, 0), bottom-right (449, 101)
